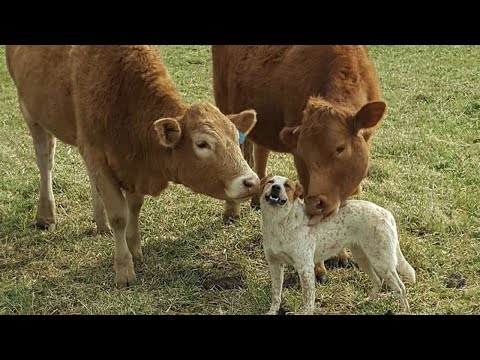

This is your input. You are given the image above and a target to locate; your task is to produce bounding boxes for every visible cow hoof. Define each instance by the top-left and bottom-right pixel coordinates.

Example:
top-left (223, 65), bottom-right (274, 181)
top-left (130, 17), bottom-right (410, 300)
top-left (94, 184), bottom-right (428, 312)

top-left (131, 249), bottom-right (144, 263)
top-left (250, 196), bottom-right (261, 210)
top-left (35, 221), bottom-right (56, 231)
top-left (96, 226), bottom-right (112, 235)
top-left (115, 258), bottom-right (136, 288)
top-left (316, 273), bottom-right (327, 285)
top-left (223, 214), bottom-right (239, 225)
top-left (116, 272), bottom-right (136, 288)
top-left (325, 257), bottom-right (351, 269)
top-left (338, 257), bottom-right (350, 268)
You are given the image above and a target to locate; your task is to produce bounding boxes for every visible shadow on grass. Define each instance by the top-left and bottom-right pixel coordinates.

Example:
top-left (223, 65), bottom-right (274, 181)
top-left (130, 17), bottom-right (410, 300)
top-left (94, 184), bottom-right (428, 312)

top-left (48, 220), bottom-right (248, 291)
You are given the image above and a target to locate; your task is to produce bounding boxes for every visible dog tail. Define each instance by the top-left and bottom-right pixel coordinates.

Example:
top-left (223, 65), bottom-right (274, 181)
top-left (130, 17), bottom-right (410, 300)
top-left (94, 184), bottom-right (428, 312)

top-left (396, 243), bottom-right (416, 284)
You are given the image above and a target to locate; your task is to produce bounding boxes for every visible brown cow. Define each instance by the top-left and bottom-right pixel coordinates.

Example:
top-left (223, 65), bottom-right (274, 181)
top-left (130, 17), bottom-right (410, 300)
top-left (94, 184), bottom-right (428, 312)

top-left (212, 45), bottom-right (386, 282)
top-left (6, 45), bottom-right (260, 287)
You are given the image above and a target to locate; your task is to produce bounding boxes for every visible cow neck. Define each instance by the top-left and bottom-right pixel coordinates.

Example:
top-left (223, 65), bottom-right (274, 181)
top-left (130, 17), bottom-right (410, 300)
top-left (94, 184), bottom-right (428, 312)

top-left (145, 93), bottom-right (188, 183)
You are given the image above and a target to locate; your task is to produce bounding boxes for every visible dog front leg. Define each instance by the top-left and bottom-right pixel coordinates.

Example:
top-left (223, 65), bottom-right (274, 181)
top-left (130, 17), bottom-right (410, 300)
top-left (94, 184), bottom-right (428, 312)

top-left (266, 262), bottom-right (284, 315)
top-left (297, 264), bottom-right (316, 315)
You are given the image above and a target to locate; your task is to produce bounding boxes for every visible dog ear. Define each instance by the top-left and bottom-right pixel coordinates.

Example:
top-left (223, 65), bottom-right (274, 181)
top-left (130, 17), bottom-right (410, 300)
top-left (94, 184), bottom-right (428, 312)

top-left (260, 176), bottom-right (271, 193)
top-left (294, 181), bottom-right (304, 200)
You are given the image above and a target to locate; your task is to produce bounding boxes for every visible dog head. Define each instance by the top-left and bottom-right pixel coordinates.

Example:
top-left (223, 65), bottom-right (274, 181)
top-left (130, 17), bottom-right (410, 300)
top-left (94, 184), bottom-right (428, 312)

top-left (260, 175), bottom-right (304, 209)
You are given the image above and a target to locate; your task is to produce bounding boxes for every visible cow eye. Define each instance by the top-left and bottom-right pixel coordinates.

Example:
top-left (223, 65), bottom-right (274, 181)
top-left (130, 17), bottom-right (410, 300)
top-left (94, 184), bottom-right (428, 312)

top-left (196, 141), bottom-right (210, 150)
top-left (336, 145), bottom-right (345, 154)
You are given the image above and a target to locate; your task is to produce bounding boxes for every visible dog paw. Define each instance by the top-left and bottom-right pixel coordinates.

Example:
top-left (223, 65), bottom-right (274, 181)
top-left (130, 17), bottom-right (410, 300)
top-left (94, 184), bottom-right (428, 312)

top-left (316, 273), bottom-right (327, 285)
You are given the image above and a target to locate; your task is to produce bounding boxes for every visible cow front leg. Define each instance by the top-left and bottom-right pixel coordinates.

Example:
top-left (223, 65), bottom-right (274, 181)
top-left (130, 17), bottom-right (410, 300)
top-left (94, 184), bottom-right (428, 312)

top-left (83, 154), bottom-right (135, 288)
top-left (125, 192), bottom-right (145, 262)
top-left (250, 144), bottom-right (270, 209)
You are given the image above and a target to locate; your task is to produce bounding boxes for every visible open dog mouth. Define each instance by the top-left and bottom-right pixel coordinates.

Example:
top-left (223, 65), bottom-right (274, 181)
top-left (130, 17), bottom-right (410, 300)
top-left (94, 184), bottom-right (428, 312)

top-left (265, 194), bottom-right (287, 206)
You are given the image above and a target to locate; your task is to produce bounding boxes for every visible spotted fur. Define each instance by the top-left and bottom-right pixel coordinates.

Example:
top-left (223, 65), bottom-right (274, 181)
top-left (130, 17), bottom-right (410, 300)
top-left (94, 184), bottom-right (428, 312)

top-left (261, 175), bottom-right (415, 314)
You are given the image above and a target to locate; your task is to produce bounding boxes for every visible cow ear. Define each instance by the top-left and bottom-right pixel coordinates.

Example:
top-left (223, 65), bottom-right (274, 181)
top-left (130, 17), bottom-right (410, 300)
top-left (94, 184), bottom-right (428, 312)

top-left (227, 110), bottom-right (257, 136)
top-left (353, 101), bottom-right (386, 134)
top-left (154, 118), bottom-right (182, 148)
top-left (280, 126), bottom-right (300, 152)
top-left (294, 181), bottom-right (304, 200)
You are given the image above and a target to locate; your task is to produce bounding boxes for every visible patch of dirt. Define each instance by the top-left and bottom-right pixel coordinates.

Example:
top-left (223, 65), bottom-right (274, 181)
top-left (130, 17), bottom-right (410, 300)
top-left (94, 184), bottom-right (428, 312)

top-left (201, 274), bottom-right (244, 290)
top-left (445, 273), bottom-right (467, 289)
top-left (283, 271), bottom-right (300, 289)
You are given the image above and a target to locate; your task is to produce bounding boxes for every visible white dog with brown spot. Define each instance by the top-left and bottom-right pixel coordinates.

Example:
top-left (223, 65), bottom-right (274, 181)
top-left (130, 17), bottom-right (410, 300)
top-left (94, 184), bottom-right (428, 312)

top-left (260, 175), bottom-right (416, 315)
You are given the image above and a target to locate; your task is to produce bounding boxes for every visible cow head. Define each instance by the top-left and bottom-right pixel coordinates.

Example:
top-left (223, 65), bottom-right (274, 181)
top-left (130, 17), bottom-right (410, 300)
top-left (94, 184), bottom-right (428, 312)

top-left (154, 102), bottom-right (260, 201)
top-left (280, 97), bottom-right (386, 217)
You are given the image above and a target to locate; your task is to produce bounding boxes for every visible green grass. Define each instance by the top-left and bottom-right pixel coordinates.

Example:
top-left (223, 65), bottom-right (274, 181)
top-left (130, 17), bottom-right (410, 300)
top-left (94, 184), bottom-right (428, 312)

top-left (1, 45), bottom-right (479, 314)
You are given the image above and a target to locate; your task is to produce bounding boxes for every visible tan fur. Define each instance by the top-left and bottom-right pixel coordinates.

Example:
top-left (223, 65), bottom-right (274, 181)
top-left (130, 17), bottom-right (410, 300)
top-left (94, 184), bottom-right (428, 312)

top-left (6, 45), bottom-right (260, 287)
top-left (213, 45), bottom-right (385, 211)
top-left (213, 45), bottom-right (386, 278)
top-left (284, 180), bottom-right (303, 203)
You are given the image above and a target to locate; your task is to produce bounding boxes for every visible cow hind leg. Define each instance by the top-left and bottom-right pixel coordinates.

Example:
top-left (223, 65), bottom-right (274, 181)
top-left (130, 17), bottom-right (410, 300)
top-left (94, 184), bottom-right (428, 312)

top-left (88, 172), bottom-right (111, 234)
top-left (23, 109), bottom-right (57, 231)
top-left (314, 262), bottom-right (327, 285)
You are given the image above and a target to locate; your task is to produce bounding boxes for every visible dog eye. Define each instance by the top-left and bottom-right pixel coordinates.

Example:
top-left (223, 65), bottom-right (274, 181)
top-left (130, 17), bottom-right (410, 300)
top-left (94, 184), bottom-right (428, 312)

top-left (267, 180), bottom-right (274, 184)
top-left (196, 141), bottom-right (210, 150)
top-left (284, 183), bottom-right (291, 189)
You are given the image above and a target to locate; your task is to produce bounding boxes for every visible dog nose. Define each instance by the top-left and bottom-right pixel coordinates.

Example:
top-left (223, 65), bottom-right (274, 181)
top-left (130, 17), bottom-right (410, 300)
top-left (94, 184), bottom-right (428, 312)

top-left (271, 184), bottom-right (281, 192)
top-left (242, 174), bottom-right (260, 191)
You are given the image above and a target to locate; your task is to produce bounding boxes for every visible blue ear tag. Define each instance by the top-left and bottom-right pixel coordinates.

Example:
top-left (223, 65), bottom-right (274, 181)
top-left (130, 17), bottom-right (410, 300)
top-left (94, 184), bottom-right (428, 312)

top-left (238, 131), bottom-right (246, 145)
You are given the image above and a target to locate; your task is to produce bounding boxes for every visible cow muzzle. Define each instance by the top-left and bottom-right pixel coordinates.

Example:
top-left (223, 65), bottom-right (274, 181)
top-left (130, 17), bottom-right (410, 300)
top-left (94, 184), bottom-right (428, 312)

top-left (225, 172), bottom-right (260, 201)
top-left (305, 195), bottom-right (340, 218)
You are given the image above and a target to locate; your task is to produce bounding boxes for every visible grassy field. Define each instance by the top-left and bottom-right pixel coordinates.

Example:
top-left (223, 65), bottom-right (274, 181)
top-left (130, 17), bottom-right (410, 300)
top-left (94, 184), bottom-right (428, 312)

top-left (0, 45), bottom-right (479, 315)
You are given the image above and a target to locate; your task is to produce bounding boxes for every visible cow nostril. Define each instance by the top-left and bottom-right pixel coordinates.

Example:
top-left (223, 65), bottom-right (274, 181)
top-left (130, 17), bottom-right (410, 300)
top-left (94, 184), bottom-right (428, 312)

top-left (243, 179), bottom-right (254, 188)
